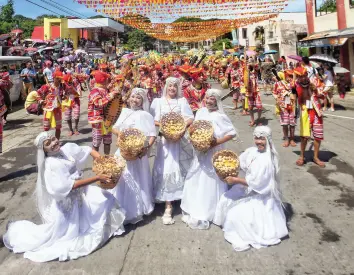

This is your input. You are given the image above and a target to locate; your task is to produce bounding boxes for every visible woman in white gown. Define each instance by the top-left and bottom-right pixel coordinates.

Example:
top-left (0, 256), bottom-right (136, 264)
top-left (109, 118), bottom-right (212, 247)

top-left (3, 131), bottom-right (125, 262)
top-left (111, 88), bottom-right (156, 225)
top-left (150, 77), bottom-right (194, 225)
top-left (181, 89), bottom-right (237, 230)
top-left (214, 126), bottom-right (288, 252)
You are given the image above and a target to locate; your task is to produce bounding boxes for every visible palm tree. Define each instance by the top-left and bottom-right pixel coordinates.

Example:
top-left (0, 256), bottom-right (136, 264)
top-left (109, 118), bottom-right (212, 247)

top-left (253, 26), bottom-right (265, 47)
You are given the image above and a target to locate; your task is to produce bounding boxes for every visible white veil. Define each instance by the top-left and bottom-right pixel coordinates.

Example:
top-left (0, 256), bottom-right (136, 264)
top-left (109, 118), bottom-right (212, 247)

top-left (206, 88), bottom-right (224, 114)
top-left (34, 131), bottom-right (55, 223)
top-left (131, 87), bottom-right (150, 112)
top-left (253, 126), bottom-right (281, 201)
top-left (162, 77), bottom-right (182, 99)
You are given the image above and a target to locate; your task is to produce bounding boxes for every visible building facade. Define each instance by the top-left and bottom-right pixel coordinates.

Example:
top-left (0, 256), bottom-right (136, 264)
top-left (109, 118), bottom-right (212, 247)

top-left (302, 0), bottom-right (354, 85)
top-left (236, 13), bottom-right (307, 61)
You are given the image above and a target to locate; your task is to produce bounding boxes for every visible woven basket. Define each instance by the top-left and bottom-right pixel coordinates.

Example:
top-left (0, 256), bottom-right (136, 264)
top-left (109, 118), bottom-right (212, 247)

top-left (117, 128), bottom-right (146, 161)
top-left (92, 155), bottom-right (126, 189)
top-left (212, 150), bottom-right (240, 180)
top-left (189, 120), bottom-right (214, 152)
top-left (160, 112), bottom-right (186, 142)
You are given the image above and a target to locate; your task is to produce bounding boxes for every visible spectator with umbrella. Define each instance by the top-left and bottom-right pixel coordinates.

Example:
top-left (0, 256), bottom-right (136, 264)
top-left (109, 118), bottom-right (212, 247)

top-left (322, 63), bottom-right (335, 112)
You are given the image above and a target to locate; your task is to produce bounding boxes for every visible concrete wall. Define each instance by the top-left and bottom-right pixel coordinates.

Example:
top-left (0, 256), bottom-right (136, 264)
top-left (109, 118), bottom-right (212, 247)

top-left (237, 13), bottom-right (307, 47)
top-left (313, 12), bottom-right (338, 33)
top-left (344, 1), bottom-right (354, 27)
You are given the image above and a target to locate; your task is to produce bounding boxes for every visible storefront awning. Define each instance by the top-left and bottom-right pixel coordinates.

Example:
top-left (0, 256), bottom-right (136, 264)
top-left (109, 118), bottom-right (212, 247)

top-left (299, 29), bottom-right (353, 47)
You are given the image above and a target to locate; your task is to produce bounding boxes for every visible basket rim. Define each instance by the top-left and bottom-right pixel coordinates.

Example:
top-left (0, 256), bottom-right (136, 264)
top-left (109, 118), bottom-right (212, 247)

top-left (212, 150), bottom-right (239, 163)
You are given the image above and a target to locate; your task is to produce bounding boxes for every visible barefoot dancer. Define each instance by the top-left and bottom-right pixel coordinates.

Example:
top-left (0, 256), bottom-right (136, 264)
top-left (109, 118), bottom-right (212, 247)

top-left (294, 67), bottom-right (325, 168)
top-left (273, 70), bottom-right (297, 147)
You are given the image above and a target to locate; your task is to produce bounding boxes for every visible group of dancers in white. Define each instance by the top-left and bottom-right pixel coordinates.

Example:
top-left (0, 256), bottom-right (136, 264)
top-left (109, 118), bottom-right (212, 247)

top-left (3, 77), bottom-right (288, 262)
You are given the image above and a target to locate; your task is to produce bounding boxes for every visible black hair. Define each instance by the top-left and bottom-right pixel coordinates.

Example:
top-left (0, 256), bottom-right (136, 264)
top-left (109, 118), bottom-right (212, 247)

top-left (302, 56), bottom-right (310, 65)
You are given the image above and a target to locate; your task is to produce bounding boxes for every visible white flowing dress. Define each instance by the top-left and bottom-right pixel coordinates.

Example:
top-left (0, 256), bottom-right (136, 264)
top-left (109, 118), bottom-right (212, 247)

top-left (214, 147), bottom-right (288, 251)
top-left (181, 108), bottom-right (236, 229)
top-left (111, 108), bottom-right (156, 224)
top-left (3, 143), bottom-right (125, 262)
top-left (150, 97), bottom-right (194, 202)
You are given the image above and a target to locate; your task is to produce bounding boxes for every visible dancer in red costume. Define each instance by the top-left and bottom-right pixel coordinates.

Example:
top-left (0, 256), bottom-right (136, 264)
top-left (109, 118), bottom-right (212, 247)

top-left (294, 67), bottom-right (325, 168)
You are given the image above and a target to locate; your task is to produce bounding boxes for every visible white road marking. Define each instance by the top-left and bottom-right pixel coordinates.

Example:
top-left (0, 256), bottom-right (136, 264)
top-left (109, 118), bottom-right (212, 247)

top-left (223, 104), bottom-right (354, 120)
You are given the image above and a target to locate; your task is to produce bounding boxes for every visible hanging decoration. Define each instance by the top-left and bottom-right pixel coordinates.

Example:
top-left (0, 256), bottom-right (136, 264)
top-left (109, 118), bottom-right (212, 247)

top-left (75, 0), bottom-right (288, 42)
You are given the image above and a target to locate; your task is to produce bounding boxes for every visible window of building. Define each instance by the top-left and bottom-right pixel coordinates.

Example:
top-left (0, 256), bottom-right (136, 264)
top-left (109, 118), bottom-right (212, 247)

top-left (268, 31), bottom-right (274, 39)
top-left (350, 0), bottom-right (354, 7)
top-left (242, 28), bottom-right (247, 39)
top-left (315, 0), bottom-right (337, 16)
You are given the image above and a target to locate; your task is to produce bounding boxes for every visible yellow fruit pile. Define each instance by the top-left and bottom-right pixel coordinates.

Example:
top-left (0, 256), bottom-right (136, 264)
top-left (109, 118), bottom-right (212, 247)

top-left (117, 128), bottom-right (146, 160)
top-left (190, 120), bottom-right (213, 151)
top-left (93, 155), bottom-right (126, 189)
top-left (213, 150), bottom-right (239, 179)
top-left (161, 112), bottom-right (186, 140)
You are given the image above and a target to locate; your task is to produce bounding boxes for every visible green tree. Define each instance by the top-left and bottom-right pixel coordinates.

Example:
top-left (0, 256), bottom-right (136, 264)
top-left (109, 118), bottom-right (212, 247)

top-left (125, 29), bottom-right (156, 51)
top-left (319, 0), bottom-right (337, 12)
top-left (211, 38), bottom-right (232, 51)
top-left (0, 0), bottom-right (14, 23)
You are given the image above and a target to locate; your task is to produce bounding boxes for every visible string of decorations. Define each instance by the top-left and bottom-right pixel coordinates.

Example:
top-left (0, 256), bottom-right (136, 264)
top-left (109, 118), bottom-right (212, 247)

top-left (74, 0), bottom-right (287, 42)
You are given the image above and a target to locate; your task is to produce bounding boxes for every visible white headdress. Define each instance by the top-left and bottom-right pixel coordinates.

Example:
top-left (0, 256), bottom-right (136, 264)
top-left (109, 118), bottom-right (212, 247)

top-left (34, 131), bottom-right (55, 223)
top-left (206, 88), bottom-right (224, 114)
top-left (253, 126), bottom-right (281, 201)
top-left (163, 77), bottom-right (182, 99)
top-left (131, 87), bottom-right (149, 112)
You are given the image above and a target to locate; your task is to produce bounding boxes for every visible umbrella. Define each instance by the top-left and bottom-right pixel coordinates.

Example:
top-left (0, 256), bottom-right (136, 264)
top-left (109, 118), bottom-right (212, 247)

top-left (333, 66), bottom-right (350, 74)
top-left (11, 29), bottom-right (23, 34)
top-left (309, 54), bottom-right (338, 64)
top-left (287, 55), bottom-right (302, 62)
top-left (264, 50), bottom-right (278, 54)
top-left (246, 50), bottom-right (256, 56)
top-left (0, 33), bottom-right (11, 41)
top-left (6, 46), bottom-right (25, 56)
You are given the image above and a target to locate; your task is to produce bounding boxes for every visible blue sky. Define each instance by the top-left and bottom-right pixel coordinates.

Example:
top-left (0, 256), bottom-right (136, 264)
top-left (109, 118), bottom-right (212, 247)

top-left (1, 0), bottom-right (305, 19)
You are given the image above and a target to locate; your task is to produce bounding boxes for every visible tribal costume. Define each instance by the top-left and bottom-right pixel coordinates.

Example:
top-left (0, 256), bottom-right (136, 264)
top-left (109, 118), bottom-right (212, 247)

top-left (36, 71), bottom-right (65, 133)
top-left (88, 71), bottom-right (116, 150)
top-left (273, 71), bottom-right (296, 127)
top-left (294, 67), bottom-right (325, 167)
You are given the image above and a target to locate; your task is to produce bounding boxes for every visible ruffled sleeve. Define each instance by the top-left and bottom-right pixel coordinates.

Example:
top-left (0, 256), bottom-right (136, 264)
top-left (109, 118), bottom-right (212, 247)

top-left (61, 143), bottom-right (92, 166)
top-left (180, 97), bottom-right (194, 121)
top-left (139, 111), bottom-right (157, 137)
top-left (151, 98), bottom-right (161, 121)
top-left (113, 108), bottom-right (129, 130)
top-left (44, 159), bottom-right (74, 201)
top-left (242, 150), bottom-right (274, 195)
top-left (215, 113), bottom-right (237, 137)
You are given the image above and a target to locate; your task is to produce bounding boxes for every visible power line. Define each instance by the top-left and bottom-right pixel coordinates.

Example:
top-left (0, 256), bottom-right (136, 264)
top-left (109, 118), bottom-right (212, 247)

top-left (39, 0), bottom-right (99, 29)
top-left (25, 0), bottom-right (63, 17)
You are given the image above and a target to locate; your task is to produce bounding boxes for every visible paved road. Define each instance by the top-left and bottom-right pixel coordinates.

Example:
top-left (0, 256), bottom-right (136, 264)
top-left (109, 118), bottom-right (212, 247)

top-left (1, 83), bottom-right (354, 275)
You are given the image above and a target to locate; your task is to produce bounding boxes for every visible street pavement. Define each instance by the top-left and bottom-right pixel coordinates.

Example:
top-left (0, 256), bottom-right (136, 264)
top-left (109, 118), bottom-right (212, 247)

top-left (0, 83), bottom-right (354, 275)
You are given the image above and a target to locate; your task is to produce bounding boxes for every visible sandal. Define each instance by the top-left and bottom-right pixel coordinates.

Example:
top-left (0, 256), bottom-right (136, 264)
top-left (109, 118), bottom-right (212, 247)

top-left (296, 158), bottom-right (305, 166)
top-left (249, 121), bottom-right (255, 127)
top-left (162, 207), bottom-right (175, 225)
top-left (74, 130), bottom-right (80, 135)
top-left (67, 131), bottom-right (73, 137)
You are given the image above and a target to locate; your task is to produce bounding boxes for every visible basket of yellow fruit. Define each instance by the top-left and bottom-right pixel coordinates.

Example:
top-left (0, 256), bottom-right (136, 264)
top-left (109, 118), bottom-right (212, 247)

top-left (117, 128), bottom-right (146, 161)
top-left (212, 150), bottom-right (240, 180)
top-left (93, 155), bottom-right (126, 189)
top-left (189, 120), bottom-right (214, 152)
top-left (160, 112), bottom-right (186, 142)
